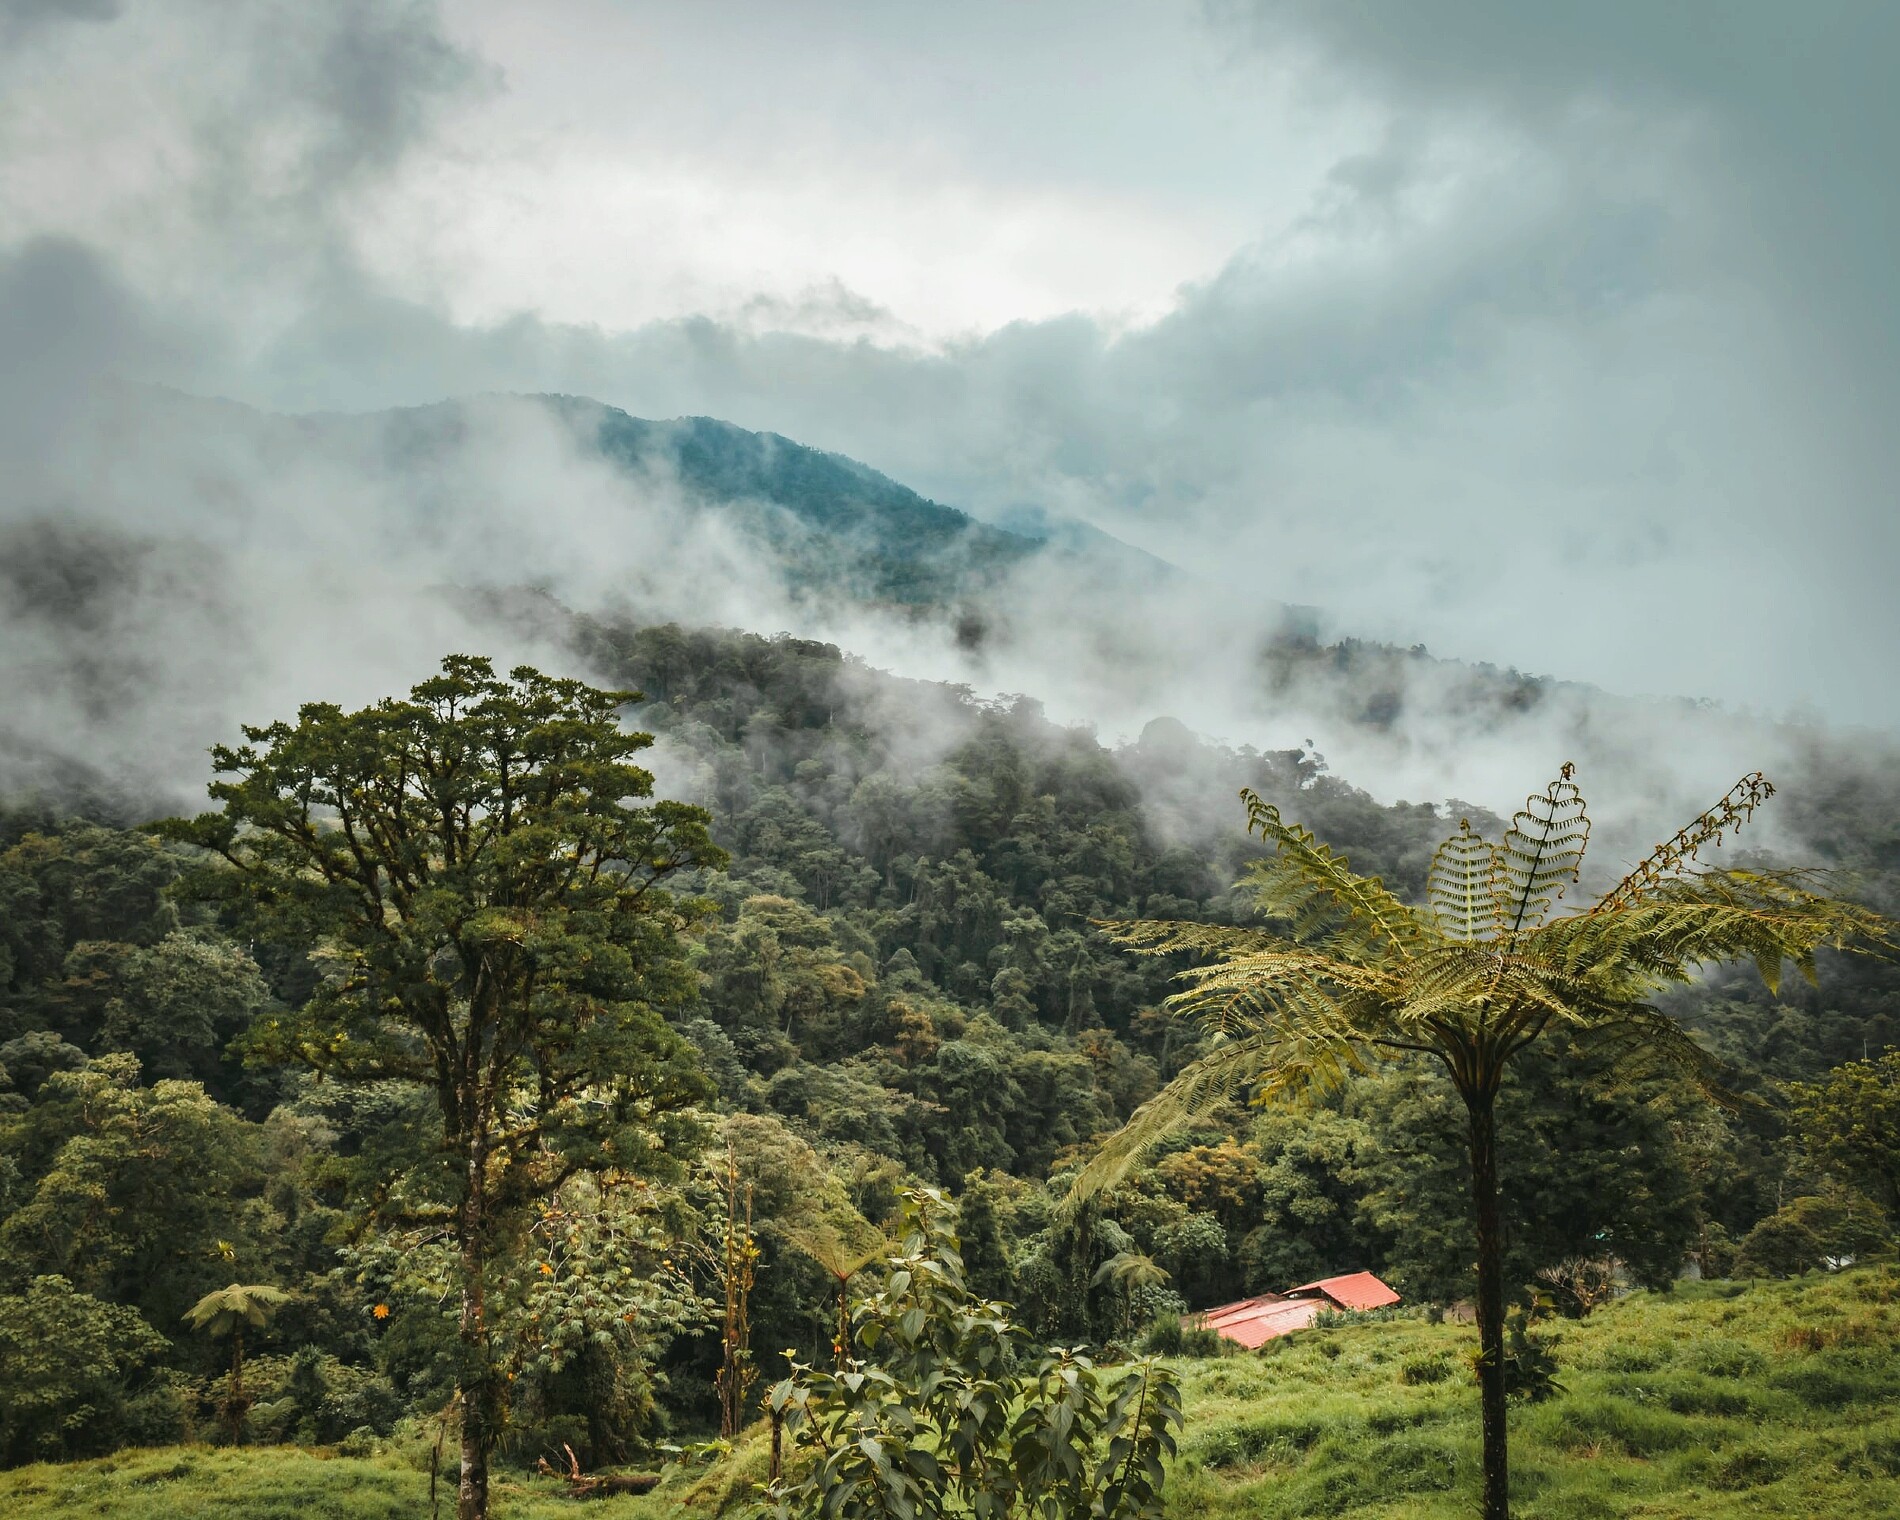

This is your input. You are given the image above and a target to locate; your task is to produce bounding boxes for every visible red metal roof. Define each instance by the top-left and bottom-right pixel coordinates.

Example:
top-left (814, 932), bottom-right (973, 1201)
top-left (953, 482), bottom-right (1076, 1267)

top-left (1196, 1294), bottom-right (1322, 1349)
top-left (1285, 1271), bottom-right (1401, 1311)
top-left (1195, 1271), bottom-right (1401, 1348)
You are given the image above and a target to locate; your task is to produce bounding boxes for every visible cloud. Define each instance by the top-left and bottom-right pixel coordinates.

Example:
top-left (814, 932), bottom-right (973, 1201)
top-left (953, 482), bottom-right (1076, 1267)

top-left (0, 0), bottom-right (1893, 831)
top-left (1, 0), bottom-right (118, 43)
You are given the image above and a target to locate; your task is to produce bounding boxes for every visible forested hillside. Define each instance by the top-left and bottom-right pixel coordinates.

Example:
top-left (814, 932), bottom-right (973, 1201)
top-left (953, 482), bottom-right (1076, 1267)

top-left (2, 611), bottom-right (1896, 1488)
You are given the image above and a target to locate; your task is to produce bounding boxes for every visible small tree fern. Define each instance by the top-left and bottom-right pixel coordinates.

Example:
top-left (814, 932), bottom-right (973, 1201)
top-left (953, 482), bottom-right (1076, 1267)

top-left (183, 1283), bottom-right (292, 1443)
top-left (1073, 765), bottom-right (1889, 1520)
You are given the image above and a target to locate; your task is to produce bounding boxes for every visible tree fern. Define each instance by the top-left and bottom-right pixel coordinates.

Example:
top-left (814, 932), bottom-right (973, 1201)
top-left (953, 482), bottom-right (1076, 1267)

top-left (1077, 764), bottom-right (1889, 1520)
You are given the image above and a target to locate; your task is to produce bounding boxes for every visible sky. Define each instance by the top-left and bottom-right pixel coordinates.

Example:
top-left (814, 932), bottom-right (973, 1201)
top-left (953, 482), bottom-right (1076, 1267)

top-left (2, 0), bottom-right (1897, 745)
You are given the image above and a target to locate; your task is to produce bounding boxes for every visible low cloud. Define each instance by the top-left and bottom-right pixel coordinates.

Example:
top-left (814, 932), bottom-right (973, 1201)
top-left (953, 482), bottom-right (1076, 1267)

top-left (0, 0), bottom-right (1891, 841)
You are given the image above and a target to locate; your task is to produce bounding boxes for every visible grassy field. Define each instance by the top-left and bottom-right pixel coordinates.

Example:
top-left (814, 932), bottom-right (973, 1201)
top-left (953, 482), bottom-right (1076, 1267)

top-left (7, 1267), bottom-right (1899, 1519)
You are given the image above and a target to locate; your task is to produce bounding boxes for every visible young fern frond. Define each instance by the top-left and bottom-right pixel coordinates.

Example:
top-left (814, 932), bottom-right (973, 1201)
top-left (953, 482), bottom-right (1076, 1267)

top-left (1239, 789), bottom-right (1430, 964)
top-left (1592, 772), bottom-right (1776, 913)
top-left (1428, 819), bottom-right (1502, 942)
top-left (1495, 764), bottom-right (1590, 943)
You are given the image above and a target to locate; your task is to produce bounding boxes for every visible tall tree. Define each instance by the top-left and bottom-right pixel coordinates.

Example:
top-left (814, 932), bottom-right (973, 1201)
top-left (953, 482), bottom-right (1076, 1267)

top-left (1074, 766), bottom-right (1887, 1520)
top-left (161, 656), bottom-right (724, 1520)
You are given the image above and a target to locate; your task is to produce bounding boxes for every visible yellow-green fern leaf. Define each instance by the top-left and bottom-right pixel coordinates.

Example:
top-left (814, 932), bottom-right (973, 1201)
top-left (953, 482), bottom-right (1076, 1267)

top-left (1495, 764), bottom-right (1591, 941)
top-left (1593, 772), bottom-right (1775, 913)
top-left (1428, 819), bottom-right (1502, 943)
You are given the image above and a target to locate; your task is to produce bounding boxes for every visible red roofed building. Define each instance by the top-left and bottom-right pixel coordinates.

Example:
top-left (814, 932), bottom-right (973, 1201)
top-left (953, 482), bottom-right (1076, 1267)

top-left (1286, 1271), bottom-right (1402, 1312)
top-left (1196, 1294), bottom-right (1322, 1348)
top-left (1195, 1271), bottom-right (1400, 1348)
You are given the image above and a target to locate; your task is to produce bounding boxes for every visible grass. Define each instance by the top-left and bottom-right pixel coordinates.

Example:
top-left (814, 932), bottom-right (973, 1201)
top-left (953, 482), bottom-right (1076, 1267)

top-left (0, 1445), bottom-right (669, 1520)
top-left (1160, 1263), bottom-right (1900, 1520)
top-left (6, 1268), bottom-right (1900, 1518)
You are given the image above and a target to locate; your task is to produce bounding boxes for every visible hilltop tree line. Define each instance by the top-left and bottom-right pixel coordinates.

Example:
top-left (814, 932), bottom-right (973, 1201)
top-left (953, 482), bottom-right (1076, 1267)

top-left (0, 622), bottom-right (1895, 1485)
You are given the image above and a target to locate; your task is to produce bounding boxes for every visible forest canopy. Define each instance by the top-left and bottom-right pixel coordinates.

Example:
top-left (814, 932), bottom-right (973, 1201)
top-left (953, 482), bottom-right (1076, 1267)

top-left (1, 617), bottom-right (1896, 1502)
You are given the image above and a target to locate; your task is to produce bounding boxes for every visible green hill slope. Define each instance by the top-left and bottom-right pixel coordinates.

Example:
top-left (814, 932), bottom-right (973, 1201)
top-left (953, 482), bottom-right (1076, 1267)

top-left (7, 1267), bottom-right (1897, 1520)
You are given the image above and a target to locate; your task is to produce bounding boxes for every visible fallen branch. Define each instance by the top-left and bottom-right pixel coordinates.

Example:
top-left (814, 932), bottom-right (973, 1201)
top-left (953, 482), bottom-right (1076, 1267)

top-left (536, 1444), bottom-right (663, 1500)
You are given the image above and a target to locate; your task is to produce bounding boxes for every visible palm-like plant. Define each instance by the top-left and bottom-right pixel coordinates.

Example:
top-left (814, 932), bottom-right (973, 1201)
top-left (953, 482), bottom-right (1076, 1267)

top-left (1091, 1249), bottom-right (1172, 1333)
top-left (183, 1283), bottom-right (292, 1443)
top-left (1073, 766), bottom-right (1888, 1520)
top-left (780, 1206), bottom-right (888, 1367)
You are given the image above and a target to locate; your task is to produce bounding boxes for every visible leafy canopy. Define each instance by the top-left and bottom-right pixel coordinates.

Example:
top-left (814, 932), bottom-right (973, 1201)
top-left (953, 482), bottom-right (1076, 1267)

top-left (160, 653), bottom-right (725, 1210)
top-left (158, 655), bottom-right (726, 1519)
top-left (182, 1283), bottom-right (292, 1339)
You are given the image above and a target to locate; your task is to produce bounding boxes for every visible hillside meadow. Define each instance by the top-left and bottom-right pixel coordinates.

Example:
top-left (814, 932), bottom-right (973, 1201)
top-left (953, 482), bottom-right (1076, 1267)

top-left (6, 1266), bottom-right (1897, 1520)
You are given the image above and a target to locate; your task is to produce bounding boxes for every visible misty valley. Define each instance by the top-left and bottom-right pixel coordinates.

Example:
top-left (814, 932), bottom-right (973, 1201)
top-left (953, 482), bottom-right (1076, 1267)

top-left (2, 392), bottom-right (1899, 1520)
top-left (11, 2), bottom-right (1900, 1514)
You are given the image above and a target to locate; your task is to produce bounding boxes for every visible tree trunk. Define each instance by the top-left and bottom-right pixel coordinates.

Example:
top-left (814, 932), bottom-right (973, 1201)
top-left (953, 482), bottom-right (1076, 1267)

top-left (229, 1326), bottom-right (245, 1446)
top-left (458, 1140), bottom-right (493, 1520)
top-left (1464, 1084), bottom-right (1510, 1520)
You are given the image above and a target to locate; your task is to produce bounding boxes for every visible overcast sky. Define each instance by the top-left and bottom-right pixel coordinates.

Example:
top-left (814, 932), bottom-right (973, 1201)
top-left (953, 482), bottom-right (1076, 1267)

top-left (3, 0), bottom-right (1897, 728)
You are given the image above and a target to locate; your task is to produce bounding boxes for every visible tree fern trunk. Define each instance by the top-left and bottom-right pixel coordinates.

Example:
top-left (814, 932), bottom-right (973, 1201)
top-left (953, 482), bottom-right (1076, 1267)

top-left (1464, 1083), bottom-right (1510, 1520)
top-left (230, 1326), bottom-right (245, 1446)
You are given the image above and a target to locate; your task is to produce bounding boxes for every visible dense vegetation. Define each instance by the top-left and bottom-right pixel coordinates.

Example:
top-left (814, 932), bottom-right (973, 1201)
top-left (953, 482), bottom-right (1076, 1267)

top-left (1, 618), bottom-right (1897, 1514)
top-left (6, 1268), bottom-right (1899, 1519)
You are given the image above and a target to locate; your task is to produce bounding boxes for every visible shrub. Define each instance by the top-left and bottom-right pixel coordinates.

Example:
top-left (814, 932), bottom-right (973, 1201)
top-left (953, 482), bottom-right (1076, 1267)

top-left (764, 1188), bottom-right (1184, 1520)
top-left (1137, 1313), bottom-right (1226, 1358)
top-left (0, 1277), bottom-right (168, 1464)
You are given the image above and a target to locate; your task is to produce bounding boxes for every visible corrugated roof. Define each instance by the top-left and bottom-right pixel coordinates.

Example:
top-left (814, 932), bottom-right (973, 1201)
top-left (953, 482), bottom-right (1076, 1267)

top-left (1195, 1271), bottom-right (1401, 1348)
top-left (1196, 1294), bottom-right (1323, 1348)
top-left (1286, 1271), bottom-right (1401, 1311)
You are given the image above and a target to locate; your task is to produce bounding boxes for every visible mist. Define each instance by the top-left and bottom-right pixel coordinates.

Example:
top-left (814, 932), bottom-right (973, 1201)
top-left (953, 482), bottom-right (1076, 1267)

top-left (2, 0), bottom-right (1893, 853)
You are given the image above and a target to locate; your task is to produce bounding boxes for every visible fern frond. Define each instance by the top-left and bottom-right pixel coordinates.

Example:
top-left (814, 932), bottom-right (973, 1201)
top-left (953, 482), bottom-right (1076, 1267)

top-left (1495, 764), bottom-right (1591, 941)
top-left (1570, 1005), bottom-right (1738, 1105)
top-left (1240, 789), bottom-right (1431, 963)
top-left (1095, 919), bottom-right (1303, 961)
top-left (1066, 1024), bottom-right (1363, 1207)
top-left (1428, 819), bottom-right (1502, 942)
top-left (1163, 955), bottom-right (1396, 1050)
top-left (1535, 868), bottom-right (1892, 997)
top-left (1592, 772), bottom-right (1776, 913)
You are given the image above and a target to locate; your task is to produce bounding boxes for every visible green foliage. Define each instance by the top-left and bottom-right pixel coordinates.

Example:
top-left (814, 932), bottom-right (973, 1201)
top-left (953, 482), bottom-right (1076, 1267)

top-left (763, 1188), bottom-right (1182, 1520)
top-left (1734, 1186), bottom-right (1892, 1277)
top-left (183, 1285), bottom-right (293, 1340)
top-left (1792, 1052), bottom-right (1900, 1218)
top-left (0, 1275), bottom-right (167, 1463)
top-left (0, 1058), bottom-right (266, 1330)
top-left (158, 655), bottom-right (724, 1515)
top-left (1137, 1313), bottom-right (1227, 1359)
top-left (1499, 1307), bottom-right (1564, 1403)
top-left (5, 620), bottom-right (1900, 1493)
top-left (1425, 820), bottom-right (1500, 944)
top-left (1492, 765), bottom-right (1590, 942)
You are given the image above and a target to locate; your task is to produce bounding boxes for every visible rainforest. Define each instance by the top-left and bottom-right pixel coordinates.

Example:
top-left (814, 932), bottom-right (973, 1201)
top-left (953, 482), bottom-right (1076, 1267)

top-left (6, 4), bottom-right (1900, 1517)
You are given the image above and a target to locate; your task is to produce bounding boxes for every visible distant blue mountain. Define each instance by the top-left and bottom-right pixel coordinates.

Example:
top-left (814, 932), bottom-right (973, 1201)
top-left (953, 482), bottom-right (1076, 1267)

top-left (541, 396), bottom-right (1170, 604)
